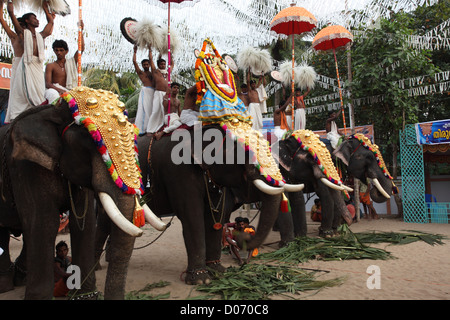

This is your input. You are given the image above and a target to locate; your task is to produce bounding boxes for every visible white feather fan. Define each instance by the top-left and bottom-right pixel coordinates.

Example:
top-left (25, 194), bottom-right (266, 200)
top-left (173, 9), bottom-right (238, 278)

top-left (279, 60), bottom-right (297, 88)
top-left (296, 63), bottom-right (317, 90)
top-left (135, 19), bottom-right (164, 52)
top-left (16, 0), bottom-right (71, 16)
top-left (160, 28), bottom-right (180, 55)
top-left (237, 46), bottom-right (272, 75)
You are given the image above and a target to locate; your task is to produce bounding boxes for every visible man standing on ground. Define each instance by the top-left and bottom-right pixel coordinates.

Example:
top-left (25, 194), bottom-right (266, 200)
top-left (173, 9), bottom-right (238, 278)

top-left (5, 1), bottom-right (55, 122)
top-left (44, 20), bottom-right (84, 104)
top-left (133, 44), bottom-right (154, 135)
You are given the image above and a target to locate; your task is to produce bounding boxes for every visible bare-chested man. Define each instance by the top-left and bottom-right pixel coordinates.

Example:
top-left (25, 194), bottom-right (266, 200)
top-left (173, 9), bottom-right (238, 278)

top-left (293, 87), bottom-right (310, 130)
top-left (247, 73), bottom-right (264, 131)
top-left (238, 83), bottom-right (250, 107)
top-left (4, 0), bottom-right (55, 122)
top-left (44, 20), bottom-right (84, 104)
top-left (146, 44), bottom-right (174, 134)
top-left (154, 82), bottom-right (181, 140)
top-left (133, 44), bottom-right (155, 135)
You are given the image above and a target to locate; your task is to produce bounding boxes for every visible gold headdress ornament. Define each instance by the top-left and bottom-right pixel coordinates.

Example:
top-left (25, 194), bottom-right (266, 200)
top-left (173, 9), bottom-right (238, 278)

top-left (62, 87), bottom-right (145, 226)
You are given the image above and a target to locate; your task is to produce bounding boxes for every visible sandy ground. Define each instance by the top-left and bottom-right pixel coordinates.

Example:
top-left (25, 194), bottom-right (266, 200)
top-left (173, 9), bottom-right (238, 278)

top-left (1, 209), bottom-right (449, 301)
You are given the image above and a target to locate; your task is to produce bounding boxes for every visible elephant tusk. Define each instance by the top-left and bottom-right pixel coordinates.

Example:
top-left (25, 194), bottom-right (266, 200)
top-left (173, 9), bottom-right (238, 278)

top-left (320, 178), bottom-right (344, 191)
top-left (142, 204), bottom-right (167, 231)
top-left (341, 185), bottom-right (354, 192)
top-left (283, 183), bottom-right (305, 192)
top-left (99, 192), bottom-right (143, 237)
top-left (253, 179), bottom-right (284, 195)
top-left (371, 178), bottom-right (391, 199)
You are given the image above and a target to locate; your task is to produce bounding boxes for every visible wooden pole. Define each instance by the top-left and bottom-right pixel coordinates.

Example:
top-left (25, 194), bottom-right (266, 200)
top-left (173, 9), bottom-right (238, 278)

top-left (77, 0), bottom-right (82, 86)
top-left (333, 47), bottom-right (347, 135)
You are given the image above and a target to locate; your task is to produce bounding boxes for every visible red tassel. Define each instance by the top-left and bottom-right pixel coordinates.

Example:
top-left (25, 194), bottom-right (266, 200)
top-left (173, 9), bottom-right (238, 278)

top-left (281, 193), bottom-right (290, 213)
top-left (133, 196), bottom-right (145, 228)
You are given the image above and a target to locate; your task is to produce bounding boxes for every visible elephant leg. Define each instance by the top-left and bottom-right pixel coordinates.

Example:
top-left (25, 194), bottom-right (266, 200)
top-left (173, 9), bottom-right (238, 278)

top-left (275, 209), bottom-right (294, 247)
top-left (68, 188), bottom-right (98, 299)
top-left (22, 212), bottom-right (60, 299)
top-left (0, 228), bottom-right (14, 293)
top-left (103, 224), bottom-right (136, 300)
top-left (289, 191), bottom-right (307, 237)
top-left (316, 186), bottom-right (334, 238)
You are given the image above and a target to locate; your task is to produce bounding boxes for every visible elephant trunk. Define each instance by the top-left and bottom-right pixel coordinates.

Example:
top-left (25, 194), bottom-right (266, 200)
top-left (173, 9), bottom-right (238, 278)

top-left (241, 193), bottom-right (281, 250)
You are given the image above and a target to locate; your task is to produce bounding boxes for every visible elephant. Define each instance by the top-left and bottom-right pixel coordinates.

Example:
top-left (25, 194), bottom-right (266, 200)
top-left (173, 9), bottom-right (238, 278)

top-left (137, 123), bottom-right (304, 285)
top-left (273, 130), bottom-right (354, 240)
top-left (332, 134), bottom-right (395, 203)
top-left (0, 87), bottom-right (163, 299)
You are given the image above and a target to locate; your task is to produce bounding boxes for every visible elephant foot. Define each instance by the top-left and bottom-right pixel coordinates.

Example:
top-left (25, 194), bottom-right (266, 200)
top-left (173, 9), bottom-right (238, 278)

top-left (206, 260), bottom-right (226, 274)
top-left (184, 269), bottom-right (211, 285)
top-left (0, 264), bottom-right (15, 293)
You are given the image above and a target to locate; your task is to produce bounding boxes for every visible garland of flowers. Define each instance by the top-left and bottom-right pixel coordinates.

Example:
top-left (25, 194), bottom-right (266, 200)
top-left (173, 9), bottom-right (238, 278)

top-left (221, 122), bottom-right (285, 187)
top-left (350, 134), bottom-right (399, 194)
top-left (291, 132), bottom-right (349, 199)
top-left (62, 92), bottom-right (144, 196)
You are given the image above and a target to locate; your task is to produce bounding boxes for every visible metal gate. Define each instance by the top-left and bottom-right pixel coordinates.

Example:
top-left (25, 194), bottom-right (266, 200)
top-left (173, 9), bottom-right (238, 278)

top-left (399, 125), bottom-right (427, 223)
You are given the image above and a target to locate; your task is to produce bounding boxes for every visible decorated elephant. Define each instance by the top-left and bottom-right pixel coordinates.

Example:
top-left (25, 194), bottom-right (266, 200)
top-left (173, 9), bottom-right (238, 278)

top-left (333, 133), bottom-right (397, 203)
top-left (274, 130), bottom-right (354, 240)
top-left (137, 121), bottom-right (304, 284)
top-left (0, 87), bottom-right (164, 299)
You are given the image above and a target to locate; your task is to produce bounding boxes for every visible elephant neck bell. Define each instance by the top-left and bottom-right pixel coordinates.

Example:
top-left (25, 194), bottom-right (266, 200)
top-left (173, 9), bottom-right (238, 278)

top-left (64, 86), bottom-right (143, 195)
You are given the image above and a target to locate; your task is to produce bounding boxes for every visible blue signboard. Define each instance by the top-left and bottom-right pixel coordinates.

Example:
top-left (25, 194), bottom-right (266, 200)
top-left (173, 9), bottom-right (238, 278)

top-left (415, 119), bottom-right (450, 145)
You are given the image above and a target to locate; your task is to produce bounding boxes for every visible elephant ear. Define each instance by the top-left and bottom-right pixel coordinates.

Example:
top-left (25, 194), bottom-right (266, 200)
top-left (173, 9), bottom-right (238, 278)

top-left (275, 136), bottom-right (299, 171)
top-left (9, 105), bottom-right (72, 171)
top-left (333, 139), bottom-right (352, 167)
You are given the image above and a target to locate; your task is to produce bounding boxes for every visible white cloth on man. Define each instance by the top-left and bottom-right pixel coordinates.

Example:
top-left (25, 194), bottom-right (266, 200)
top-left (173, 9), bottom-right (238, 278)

top-left (44, 57), bottom-right (78, 104)
top-left (273, 126), bottom-right (287, 141)
top-left (248, 102), bottom-right (263, 131)
top-left (146, 89), bottom-right (165, 133)
top-left (134, 86), bottom-right (155, 135)
top-left (294, 108), bottom-right (306, 130)
top-left (163, 112), bottom-right (182, 133)
top-left (180, 109), bottom-right (199, 127)
top-left (327, 121), bottom-right (341, 149)
top-left (256, 84), bottom-right (268, 114)
top-left (5, 30), bottom-right (45, 123)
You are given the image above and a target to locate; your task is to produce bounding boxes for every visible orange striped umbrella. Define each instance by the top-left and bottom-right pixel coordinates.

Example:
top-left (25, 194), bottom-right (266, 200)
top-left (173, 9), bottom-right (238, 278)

top-left (270, 4), bottom-right (317, 130)
top-left (312, 25), bottom-right (353, 135)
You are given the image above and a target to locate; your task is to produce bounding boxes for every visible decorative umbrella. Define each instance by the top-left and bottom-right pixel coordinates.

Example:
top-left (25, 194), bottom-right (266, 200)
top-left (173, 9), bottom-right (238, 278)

top-left (270, 3), bottom-right (317, 130)
top-left (156, 0), bottom-right (200, 117)
top-left (312, 24), bottom-right (353, 135)
top-left (77, 0), bottom-right (82, 86)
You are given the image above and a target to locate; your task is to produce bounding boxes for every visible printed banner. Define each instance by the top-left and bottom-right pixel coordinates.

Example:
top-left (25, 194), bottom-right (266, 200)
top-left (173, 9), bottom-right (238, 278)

top-left (0, 62), bottom-right (12, 90)
top-left (415, 119), bottom-right (450, 145)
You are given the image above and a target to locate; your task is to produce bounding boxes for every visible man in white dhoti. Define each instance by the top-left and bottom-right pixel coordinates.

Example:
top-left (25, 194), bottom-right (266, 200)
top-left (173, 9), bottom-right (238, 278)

top-left (326, 109), bottom-right (342, 149)
top-left (44, 22), bottom-right (84, 105)
top-left (255, 77), bottom-right (268, 114)
top-left (133, 45), bottom-right (155, 135)
top-left (247, 77), bottom-right (264, 131)
top-left (4, 2), bottom-right (54, 123)
top-left (293, 87), bottom-right (310, 131)
top-left (179, 85), bottom-right (200, 127)
top-left (146, 45), bottom-right (173, 134)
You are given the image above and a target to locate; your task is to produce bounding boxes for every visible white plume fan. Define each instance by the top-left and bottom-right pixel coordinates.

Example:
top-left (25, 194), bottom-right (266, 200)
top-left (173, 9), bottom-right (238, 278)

top-left (237, 46), bottom-right (272, 76)
top-left (279, 60), bottom-right (297, 88)
top-left (296, 63), bottom-right (317, 90)
top-left (135, 19), bottom-right (164, 52)
top-left (160, 28), bottom-right (180, 55)
top-left (20, 0), bottom-right (71, 16)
